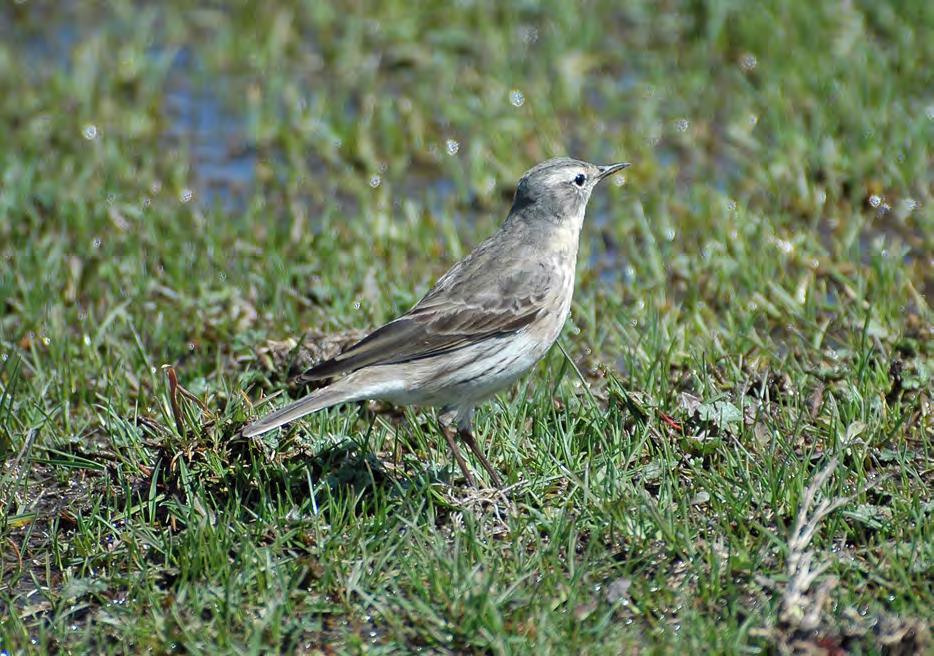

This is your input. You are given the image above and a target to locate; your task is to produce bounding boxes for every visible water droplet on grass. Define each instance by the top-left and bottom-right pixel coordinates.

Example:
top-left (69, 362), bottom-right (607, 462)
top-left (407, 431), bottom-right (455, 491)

top-left (739, 53), bottom-right (757, 71)
top-left (369, 175), bottom-right (381, 188)
top-left (518, 25), bottom-right (538, 44)
top-left (868, 194), bottom-right (881, 208)
top-left (675, 118), bottom-right (689, 132)
top-left (82, 124), bottom-right (98, 140)
top-left (179, 188), bottom-right (193, 203)
top-left (774, 237), bottom-right (794, 254)
top-left (509, 89), bottom-right (525, 107)
top-left (92, 237), bottom-right (102, 249)
top-left (445, 139), bottom-right (460, 155)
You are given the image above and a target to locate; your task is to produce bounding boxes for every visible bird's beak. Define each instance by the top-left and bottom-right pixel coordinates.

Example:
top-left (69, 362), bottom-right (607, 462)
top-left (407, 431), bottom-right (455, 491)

top-left (596, 162), bottom-right (630, 180)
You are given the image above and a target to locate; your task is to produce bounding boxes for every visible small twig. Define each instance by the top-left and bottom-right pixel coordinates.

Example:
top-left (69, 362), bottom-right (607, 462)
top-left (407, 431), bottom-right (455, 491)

top-left (659, 411), bottom-right (683, 432)
top-left (5, 536), bottom-right (24, 570)
top-left (779, 457), bottom-right (851, 631)
top-left (176, 384), bottom-right (211, 416)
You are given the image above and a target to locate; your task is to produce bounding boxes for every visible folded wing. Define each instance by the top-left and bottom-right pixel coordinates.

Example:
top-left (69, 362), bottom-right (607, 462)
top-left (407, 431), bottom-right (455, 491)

top-left (294, 298), bottom-right (542, 383)
top-left (294, 225), bottom-right (559, 384)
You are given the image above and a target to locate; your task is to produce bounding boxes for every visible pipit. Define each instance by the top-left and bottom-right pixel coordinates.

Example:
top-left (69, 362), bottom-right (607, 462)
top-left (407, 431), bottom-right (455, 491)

top-left (243, 157), bottom-right (629, 486)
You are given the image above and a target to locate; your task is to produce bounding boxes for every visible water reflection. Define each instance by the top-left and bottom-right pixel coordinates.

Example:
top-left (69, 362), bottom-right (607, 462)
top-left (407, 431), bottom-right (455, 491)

top-left (162, 48), bottom-right (256, 210)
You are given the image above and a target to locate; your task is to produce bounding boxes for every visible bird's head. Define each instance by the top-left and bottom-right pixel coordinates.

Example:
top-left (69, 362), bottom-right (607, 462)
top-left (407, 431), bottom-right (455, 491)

top-left (509, 157), bottom-right (629, 228)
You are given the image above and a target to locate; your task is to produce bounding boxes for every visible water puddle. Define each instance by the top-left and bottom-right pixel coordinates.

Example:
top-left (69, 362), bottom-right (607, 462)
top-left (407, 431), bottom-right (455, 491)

top-left (4, 4), bottom-right (256, 211)
top-left (162, 48), bottom-right (256, 210)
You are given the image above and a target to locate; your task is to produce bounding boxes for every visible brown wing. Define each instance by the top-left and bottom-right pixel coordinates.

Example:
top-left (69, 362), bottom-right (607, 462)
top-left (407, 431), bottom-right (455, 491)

top-left (293, 224), bottom-right (560, 383)
top-left (293, 299), bottom-right (542, 383)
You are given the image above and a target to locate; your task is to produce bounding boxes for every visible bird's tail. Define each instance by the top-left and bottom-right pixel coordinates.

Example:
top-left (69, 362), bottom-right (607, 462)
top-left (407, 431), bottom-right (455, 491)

top-left (241, 383), bottom-right (360, 437)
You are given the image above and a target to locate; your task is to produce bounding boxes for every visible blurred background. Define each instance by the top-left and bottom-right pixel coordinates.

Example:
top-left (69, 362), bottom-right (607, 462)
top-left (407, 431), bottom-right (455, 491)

top-left (2, 1), bottom-right (931, 341)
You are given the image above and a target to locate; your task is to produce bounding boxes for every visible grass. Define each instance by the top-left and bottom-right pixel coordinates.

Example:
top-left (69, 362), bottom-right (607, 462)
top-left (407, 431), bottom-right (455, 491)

top-left (1, 0), bottom-right (932, 653)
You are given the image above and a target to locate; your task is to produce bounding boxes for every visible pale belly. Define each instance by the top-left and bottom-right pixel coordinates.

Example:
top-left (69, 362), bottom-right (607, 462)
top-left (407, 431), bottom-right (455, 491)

top-left (364, 305), bottom-right (569, 408)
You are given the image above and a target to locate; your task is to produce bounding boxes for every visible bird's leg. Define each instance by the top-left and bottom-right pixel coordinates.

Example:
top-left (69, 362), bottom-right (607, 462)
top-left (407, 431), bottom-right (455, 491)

top-left (455, 409), bottom-right (504, 488)
top-left (457, 428), bottom-right (503, 488)
top-left (438, 411), bottom-right (476, 486)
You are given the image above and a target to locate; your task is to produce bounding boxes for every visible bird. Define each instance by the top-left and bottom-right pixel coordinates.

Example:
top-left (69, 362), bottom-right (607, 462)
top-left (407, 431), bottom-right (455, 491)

top-left (242, 157), bottom-right (629, 487)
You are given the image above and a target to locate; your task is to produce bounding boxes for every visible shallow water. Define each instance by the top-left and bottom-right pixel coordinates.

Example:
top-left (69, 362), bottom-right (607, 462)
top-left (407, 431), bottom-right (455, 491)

top-left (162, 48), bottom-right (256, 210)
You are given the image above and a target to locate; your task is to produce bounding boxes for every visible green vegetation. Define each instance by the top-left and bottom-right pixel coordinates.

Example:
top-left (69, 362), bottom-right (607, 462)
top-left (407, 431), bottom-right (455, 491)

top-left (1, 1), bottom-right (931, 653)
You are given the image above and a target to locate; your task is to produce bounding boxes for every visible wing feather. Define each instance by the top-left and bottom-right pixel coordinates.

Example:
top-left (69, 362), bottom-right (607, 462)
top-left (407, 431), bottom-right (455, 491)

top-left (294, 299), bottom-right (542, 383)
top-left (293, 225), bottom-right (560, 384)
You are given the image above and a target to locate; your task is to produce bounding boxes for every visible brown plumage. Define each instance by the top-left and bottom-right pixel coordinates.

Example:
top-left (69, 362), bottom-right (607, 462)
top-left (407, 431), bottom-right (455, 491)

top-left (243, 157), bottom-right (629, 486)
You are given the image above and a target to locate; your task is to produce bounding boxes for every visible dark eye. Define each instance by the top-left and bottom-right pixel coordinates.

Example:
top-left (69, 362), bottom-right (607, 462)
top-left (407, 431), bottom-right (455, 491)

top-left (573, 173), bottom-right (586, 187)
